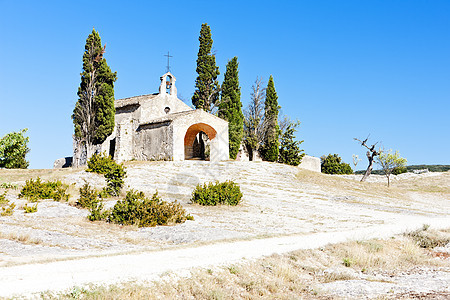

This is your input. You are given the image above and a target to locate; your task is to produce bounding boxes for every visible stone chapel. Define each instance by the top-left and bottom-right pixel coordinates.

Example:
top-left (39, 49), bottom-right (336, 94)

top-left (72, 72), bottom-right (229, 166)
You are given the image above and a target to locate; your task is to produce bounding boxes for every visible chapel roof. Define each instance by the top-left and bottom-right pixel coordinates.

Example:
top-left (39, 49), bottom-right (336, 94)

top-left (115, 94), bottom-right (158, 109)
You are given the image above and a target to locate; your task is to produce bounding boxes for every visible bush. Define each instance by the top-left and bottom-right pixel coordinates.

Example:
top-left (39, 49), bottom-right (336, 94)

top-left (320, 154), bottom-right (353, 175)
top-left (19, 178), bottom-right (70, 202)
top-left (1, 202), bottom-right (15, 216)
top-left (87, 153), bottom-right (126, 196)
top-left (23, 203), bottom-right (38, 213)
top-left (0, 128), bottom-right (30, 169)
top-left (108, 190), bottom-right (192, 227)
top-left (191, 181), bottom-right (243, 206)
top-left (406, 225), bottom-right (450, 249)
top-left (392, 166), bottom-right (407, 175)
top-left (76, 183), bottom-right (101, 209)
top-left (0, 191), bottom-right (7, 205)
top-left (0, 182), bottom-right (18, 189)
top-left (75, 183), bottom-right (107, 221)
top-left (88, 201), bottom-right (106, 221)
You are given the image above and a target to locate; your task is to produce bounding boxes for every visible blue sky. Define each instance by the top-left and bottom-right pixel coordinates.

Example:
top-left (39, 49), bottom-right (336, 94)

top-left (1, 1), bottom-right (449, 169)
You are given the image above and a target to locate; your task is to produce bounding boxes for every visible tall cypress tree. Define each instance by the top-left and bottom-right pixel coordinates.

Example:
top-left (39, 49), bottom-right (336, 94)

top-left (219, 57), bottom-right (243, 159)
top-left (72, 29), bottom-right (117, 164)
top-left (261, 75), bottom-right (280, 162)
top-left (278, 122), bottom-right (305, 166)
top-left (192, 23), bottom-right (220, 112)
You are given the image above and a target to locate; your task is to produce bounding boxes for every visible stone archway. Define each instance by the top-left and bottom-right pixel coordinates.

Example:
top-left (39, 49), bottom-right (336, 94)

top-left (184, 123), bottom-right (217, 160)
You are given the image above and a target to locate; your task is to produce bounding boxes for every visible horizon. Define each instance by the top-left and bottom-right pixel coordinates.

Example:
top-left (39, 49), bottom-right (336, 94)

top-left (1, 1), bottom-right (449, 169)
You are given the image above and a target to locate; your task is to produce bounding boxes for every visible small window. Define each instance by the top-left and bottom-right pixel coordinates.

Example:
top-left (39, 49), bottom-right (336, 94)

top-left (164, 107), bottom-right (170, 114)
top-left (166, 76), bottom-right (172, 94)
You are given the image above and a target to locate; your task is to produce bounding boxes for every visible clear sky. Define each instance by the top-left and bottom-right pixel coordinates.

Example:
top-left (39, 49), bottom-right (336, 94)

top-left (1, 0), bottom-right (449, 169)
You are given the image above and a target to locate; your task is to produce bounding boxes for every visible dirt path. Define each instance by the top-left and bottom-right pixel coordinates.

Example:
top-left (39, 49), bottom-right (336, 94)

top-left (1, 216), bottom-right (448, 298)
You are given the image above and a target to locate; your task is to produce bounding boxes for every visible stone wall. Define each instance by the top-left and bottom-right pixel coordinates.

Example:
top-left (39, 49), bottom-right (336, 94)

top-left (134, 121), bottom-right (173, 161)
top-left (298, 155), bottom-right (321, 172)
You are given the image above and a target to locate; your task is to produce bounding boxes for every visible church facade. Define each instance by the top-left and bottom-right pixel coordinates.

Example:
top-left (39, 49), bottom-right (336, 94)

top-left (72, 72), bottom-right (229, 166)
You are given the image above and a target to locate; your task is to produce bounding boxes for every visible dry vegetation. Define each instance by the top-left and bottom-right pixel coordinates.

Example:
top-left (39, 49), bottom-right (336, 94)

top-left (43, 228), bottom-right (449, 299)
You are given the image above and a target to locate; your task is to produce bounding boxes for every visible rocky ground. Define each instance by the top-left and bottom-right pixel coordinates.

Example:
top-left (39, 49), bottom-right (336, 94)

top-left (0, 161), bottom-right (448, 298)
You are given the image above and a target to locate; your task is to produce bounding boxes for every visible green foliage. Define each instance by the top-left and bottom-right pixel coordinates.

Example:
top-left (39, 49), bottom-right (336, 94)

top-left (342, 257), bottom-right (353, 267)
top-left (72, 28), bottom-right (117, 146)
top-left (108, 190), bottom-right (193, 227)
top-left (75, 183), bottom-right (107, 221)
top-left (0, 128), bottom-right (30, 169)
top-left (0, 192), bottom-right (15, 216)
top-left (0, 182), bottom-right (18, 189)
top-left (377, 149), bottom-right (407, 187)
top-left (392, 166), bottom-right (407, 175)
top-left (192, 23), bottom-right (220, 112)
top-left (355, 164), bottom-right (450, 175)
top-left (23, 203), bottom-right (38, 213)
top-left (88, 201), bottom-right (107, 221)
top-left (191, 181), bottom-right (243, 206)
top-left (407, 165), bottom-right (450, 172)
top-left (1, 202), bottom-right (15, 216)
top-left (87, 153), bottom-right (126, 196)
top-left (261, 76), bottom-right (280, 162)
top-left (0, 191), bottom-right (7, 205)
top-left (321, 154), bottom-right (353, 175)
top-left (19, 178), bottom-right (70, 202)
top-left (218, 57), bottom-right (243, 159)
top-left (278, 121), bottom-right (305, 166)
top-left (77, 183), bottom-right (100, 209)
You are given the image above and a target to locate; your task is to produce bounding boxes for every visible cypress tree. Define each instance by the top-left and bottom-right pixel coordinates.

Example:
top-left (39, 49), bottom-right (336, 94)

top-left (261, 75), bottom-right (280, 162)
top-left (72, 29), bottom-right (117, 162)
top-left (219, 57), bottom-right (243, 159)
top-left (192, 23), bottom-right (220, 112)
top-left (278, 122), bottom-right (305, 166)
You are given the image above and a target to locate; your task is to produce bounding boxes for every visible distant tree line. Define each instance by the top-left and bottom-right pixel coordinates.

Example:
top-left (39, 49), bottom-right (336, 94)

top-left (355, 165), bottom-right (450, 174)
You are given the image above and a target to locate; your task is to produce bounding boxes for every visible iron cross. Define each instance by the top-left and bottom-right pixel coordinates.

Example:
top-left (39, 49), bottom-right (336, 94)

top-left (164, 51), bottom-right (173, 72)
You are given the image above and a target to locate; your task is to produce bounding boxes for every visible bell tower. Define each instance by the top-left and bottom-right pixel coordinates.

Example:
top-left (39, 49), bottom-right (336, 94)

top-left (159, 72), bottom-right (177, 97)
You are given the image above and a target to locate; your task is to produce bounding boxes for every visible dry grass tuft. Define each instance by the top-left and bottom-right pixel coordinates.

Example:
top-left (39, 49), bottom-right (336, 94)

top-left (0, 231), bottom-right (42, 245)
top-left (405, 224), bottom-right (450, 249)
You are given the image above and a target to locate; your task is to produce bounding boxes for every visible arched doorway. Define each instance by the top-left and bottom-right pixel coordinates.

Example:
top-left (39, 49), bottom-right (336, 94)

top-left (184, 123), bottom-right (217, 160)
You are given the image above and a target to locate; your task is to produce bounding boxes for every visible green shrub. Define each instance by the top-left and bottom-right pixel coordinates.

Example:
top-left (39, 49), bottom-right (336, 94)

top-left (77, 183), bottom-right (101, 209)
top-left (320, 154), bottom-right (353, 175)
top-left (0, 128), bottom-right (30, 169)
top-left (191, 180), bottom-right (243, 206)
top-left (342, 257), bottom-right (352, 267)
top-left (108, 190), bottom-right (193, 227)
top-left (19, 178), bottom-right (70, 202)
top-left (0, 192), bottom-right (15, 216)
top-left (1, 202), bottom-right (15, 216)
top-left (392, 166), bottom-right (407, 175)
top-left (0, 182), bottom-right (18, 189)
top-left (75, 183), bottom-right (107, 221)
top-left (23, 203), bottom-right (38, 213)
top-left (88, 201), bottom-right (107, 221)
top-left (87, 153), bottom-right (126, 196)
top-left (0, 191), bottom-right (7, 205)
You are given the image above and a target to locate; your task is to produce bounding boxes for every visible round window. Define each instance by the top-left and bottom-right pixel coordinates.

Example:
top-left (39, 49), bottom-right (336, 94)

top-left (164, 107), bottom-right (170, 114)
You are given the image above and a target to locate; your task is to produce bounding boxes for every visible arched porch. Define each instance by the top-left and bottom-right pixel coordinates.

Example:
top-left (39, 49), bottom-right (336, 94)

top-left (184, 123), bottom-right (217, 160)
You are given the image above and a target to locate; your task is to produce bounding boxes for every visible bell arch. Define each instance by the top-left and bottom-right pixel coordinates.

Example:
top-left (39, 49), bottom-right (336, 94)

top-left (184, 123), bottom-right (217, 160)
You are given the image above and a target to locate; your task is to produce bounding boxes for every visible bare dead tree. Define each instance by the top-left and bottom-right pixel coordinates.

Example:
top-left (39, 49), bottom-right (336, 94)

top-left (243, 77), bottom-right (266, 160)
top-left (278, 112), bottom-right (292, 136)
top-left (354, 136), bottom-right (380, 182)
